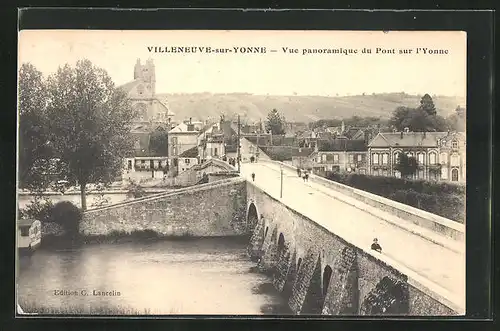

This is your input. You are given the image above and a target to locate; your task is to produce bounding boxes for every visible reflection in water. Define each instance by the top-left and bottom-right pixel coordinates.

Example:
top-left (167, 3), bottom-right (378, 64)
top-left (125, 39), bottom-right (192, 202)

top-left (17, 237), bottom-right (291, 315)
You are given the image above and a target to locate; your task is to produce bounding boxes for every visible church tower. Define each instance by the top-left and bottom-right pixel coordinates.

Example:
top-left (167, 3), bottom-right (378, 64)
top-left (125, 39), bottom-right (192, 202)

top-left (132, 58), bottom-right (156, 97)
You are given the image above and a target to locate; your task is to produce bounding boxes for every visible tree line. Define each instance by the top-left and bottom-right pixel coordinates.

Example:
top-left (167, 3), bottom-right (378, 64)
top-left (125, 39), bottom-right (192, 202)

top-left (19, 60), bottom-right (137, 210)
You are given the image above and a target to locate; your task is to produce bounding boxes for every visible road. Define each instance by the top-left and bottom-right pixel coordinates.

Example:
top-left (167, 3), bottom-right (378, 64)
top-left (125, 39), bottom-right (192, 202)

top-left (241, 161), bottom-right (465, 310)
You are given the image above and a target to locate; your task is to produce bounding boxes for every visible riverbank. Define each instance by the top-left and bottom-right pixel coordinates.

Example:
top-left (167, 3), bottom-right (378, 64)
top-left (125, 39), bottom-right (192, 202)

top-left (41, 228), bottom-right (251, 248)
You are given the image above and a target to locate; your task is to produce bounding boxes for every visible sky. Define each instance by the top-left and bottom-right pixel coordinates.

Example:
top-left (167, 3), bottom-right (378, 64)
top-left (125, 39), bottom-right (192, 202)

top-left (18, 30), bottom-right (466, 97)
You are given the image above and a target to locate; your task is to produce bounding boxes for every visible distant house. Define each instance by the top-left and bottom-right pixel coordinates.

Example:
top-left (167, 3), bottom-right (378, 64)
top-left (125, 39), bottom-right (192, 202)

top-left (197, 122), bottom-right (225, 162)
top-left (175, 146), bottom-right (200, 174)
top-left (290, 148), bottom-right (316, 169)
top-left (308, 138), bottom-right (368, 175)
top-left (168, 119), bottom-right (200, 158)
top-left (367, 130), bottom-right (466, 182)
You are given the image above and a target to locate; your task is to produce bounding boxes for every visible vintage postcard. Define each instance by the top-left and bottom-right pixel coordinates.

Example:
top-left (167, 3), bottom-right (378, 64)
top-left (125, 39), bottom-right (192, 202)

top-left (16, 30), bottom-right (466, 316)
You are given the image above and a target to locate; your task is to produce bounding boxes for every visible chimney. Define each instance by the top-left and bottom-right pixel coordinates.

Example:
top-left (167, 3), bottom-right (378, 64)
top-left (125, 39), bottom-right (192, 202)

top-left (189, 117), bottom-right (192, 124)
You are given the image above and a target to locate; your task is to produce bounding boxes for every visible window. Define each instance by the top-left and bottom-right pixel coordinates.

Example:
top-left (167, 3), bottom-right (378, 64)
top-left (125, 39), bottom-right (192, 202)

top-left (333, 154), bottom-right (339, 163)
top-left (452, 140), bottom-right (458, 149)
top-left (172, 147), bottom-right (178, 156)
top-left (441, 167), bottom-right (448, 179)
top-left (357, 154), bottom-right (362, 162)
top-left (440, 153), bottom-right (447, 164)
top-left (316, 156), bottom-right (321, 163)
top-left (429, 152), bottom-right (436, 165)
top-left (451, 154), bottom-right (459, 167)
top-left (382, 153), bottom-right (388, 165)
top-left (394, 152), bottom-right (400, 164)
top-left (349, 154), bottom-right (355, 163)
top-left (20, 227), bottom-right (29, 237)
top-left (185, 159), bottom-right (190, 164)
top-left (451, 168), bottom-right (459, 181)
top-left (172, 137), bottom-right (178, 145)
top-left (418, 169), bottom-right (425, 179)
top-left (128, 160), bottom-right (132, 170)
top-left (417, 153), bottom-right (424, 164)
top-left (322, 154), bottom-right (327, 162)
top-left (214, 148), bottom-right (218, 156)
top-left (372, 153), bottom-right (379, 164)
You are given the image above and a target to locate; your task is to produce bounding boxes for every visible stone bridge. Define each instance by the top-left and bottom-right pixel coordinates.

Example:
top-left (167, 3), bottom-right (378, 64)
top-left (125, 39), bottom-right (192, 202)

top-left (81, 159), bottom-right (465, 316)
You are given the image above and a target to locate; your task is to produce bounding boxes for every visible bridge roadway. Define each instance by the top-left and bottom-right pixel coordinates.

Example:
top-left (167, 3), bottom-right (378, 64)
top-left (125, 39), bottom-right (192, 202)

top-left (240, 161), bottom-right (465, 312)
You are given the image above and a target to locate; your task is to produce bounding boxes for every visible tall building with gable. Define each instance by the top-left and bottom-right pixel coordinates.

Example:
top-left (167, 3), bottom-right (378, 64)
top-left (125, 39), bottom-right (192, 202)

top-left (119, 58), bottom-right (175, 127)
top-left (118, 59), bottom-right (175, 182)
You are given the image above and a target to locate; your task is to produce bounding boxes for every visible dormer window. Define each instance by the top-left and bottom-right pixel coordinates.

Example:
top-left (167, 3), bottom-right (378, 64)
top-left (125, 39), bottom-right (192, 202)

top-left (452, 140), bottom-right (458, 149)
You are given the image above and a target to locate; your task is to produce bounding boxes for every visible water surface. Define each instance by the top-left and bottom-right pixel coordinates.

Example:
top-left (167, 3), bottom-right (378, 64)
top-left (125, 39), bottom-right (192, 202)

top-left (18, 237), bottom-right (290, 315)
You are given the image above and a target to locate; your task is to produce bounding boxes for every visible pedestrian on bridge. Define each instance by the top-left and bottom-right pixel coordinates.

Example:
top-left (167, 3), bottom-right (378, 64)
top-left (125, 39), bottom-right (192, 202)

top-left (251, 172), bottom-right (255, 182)
top-left (371, 238), bottom-right (382, 253)
top-left (297, 168), bottom-right (301, 177)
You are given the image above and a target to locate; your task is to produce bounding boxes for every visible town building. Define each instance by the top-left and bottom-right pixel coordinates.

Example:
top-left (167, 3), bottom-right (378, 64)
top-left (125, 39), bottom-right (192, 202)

top-left (118, 58), bottom-right (174, 182)
top-left (367, 130), bottom-right (466, 182)
top-left (168, 119), bottom-right (200, 158)
top-left (307, 138), bottom-right (368, 175)
top-left (118, 58), bottom-right (174, 126)
top-left (175, 146), bottom-right (200, 175)
top-left (197, 121), bottom-right (225, 162)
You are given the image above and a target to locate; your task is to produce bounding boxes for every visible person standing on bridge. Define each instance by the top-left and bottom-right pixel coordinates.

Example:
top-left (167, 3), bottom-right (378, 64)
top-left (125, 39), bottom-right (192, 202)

top-left (297, 168), bottom-right (301, 177)
top-left (251, 172), bottom-right (255, 182)
top-left (371, 238), bottom-right (382, 253)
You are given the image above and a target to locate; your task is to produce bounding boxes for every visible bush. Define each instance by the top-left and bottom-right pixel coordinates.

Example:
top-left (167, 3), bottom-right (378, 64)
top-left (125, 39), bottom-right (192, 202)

top-left (324, 172), bottom-right (465, 222)
top-left (50, 201), bottom-right (82, 236)
top-left (126, 181), bottom-right (146, 198)
top-left (18, 197), bottom-right (54, 223)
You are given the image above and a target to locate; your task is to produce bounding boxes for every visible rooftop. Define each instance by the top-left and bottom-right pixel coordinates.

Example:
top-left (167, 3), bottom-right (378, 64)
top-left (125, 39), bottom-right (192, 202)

top-left (369, 132), bottom-right (450, 148)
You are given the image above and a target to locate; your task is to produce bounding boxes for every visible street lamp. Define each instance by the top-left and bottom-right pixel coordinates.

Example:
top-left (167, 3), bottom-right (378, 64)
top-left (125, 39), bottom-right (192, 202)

top-left (280, 164), bottom-right (284, 199)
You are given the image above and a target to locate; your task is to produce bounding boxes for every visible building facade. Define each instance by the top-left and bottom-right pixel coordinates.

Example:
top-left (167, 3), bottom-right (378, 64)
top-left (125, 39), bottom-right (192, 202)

top-left (168, 121), bottom-right (200, 158)
top-left (367, 131), bottom-right (466, 182)
top-left (307, 138), bottom-right (368, 175)
top-left (198, 122), bottom-right (225, 162)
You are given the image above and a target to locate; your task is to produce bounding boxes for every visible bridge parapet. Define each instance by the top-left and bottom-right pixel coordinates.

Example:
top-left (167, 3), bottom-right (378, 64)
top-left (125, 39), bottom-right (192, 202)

top-left (260, 160), bottom-right (465, 245)
top-left (246, 183), bottom-right (465, 315)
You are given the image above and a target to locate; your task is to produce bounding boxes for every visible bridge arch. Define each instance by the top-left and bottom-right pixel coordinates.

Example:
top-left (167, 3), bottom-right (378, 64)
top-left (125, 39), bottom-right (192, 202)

top-left (246, 203), bottom-right (259, 231)
top-left (277, 233), bottom-right (285, 255)
top-left (323, 265), bottom-right (333, 296)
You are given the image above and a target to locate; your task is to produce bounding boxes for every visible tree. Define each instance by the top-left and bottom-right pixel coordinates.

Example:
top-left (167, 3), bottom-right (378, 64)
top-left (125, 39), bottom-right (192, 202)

top-left (394, 154), bottom-right (418, 179)
top-left (389, 106), bottom-right (449, 132)
top-left (419, 93), bottom-right (437, 116)
top-left (265, 108), bottom-right (286, 135)
top-left (45, 59), bottom-right (136, 210)
top-left (447, 105), bottom-right (466, 132)
top-left (149, 126), bottom-right (169, 156)
top-left (18, 63), bottom-right (54, 192)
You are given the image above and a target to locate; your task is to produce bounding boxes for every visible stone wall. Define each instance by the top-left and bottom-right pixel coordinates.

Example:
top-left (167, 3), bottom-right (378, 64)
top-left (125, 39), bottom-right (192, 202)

top-left (81, 178), bottom-right (248, 237)
top-left (246, 182), bottom-right (460, 316)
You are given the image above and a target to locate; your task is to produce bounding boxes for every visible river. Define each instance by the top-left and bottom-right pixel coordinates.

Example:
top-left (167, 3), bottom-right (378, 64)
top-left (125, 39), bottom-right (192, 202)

top-left (17, 237), bottom-right (291, 315)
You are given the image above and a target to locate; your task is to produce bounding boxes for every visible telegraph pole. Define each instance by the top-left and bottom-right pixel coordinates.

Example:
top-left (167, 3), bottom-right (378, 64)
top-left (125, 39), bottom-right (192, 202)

top-left (237, 115), bottom-right (241, 173)
top-left (280, 165), bottom-right (283, 198)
